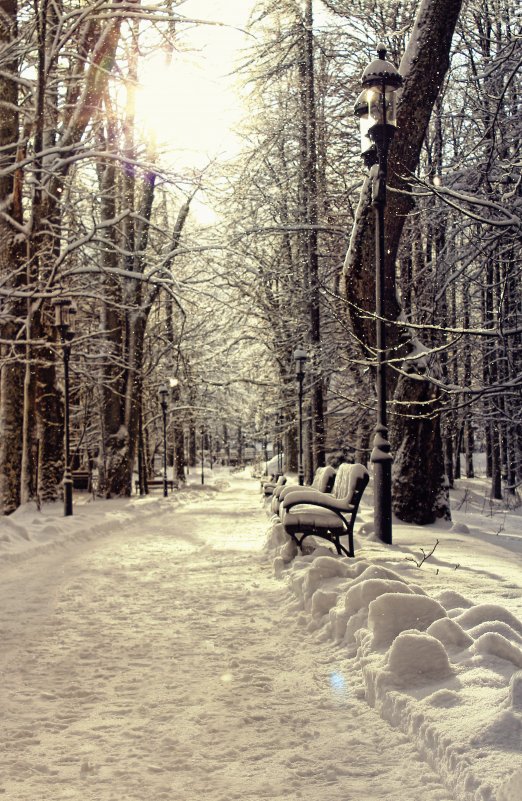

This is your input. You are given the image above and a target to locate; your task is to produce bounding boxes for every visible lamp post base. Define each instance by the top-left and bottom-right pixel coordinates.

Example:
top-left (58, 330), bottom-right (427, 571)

top-left (371, 423), bottom-right (392, 544)
top-left (63, 468), bottom-right (73, 517)
top-left (372, 459), bottom-right (392, 543)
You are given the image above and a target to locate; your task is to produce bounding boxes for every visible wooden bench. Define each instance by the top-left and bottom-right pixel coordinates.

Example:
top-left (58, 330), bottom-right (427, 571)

top-left (279, 463), bottom-right (369, 558)
top-left (72, 470), bottom-right (91, 490)
top-left (261, 473), bottom-right (286, 497)
top-left (135, 479), bottom-right (177, 494)
top-left (271, 465), bottom-right (336, 516)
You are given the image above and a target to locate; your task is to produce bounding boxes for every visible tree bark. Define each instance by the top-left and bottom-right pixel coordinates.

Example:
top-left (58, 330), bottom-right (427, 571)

top-left (299, 0), bottom-right (326, 472)
top-left (0, 0), bottom-right (25, 513)
top-left (1, 1), bottom-right (127, 511)
top-left (391, 374), bottom-right (450, 523)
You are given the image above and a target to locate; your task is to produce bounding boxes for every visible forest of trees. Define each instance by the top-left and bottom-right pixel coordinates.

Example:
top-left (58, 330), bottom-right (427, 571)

top-left (0, 0), bottom-right (520, 525)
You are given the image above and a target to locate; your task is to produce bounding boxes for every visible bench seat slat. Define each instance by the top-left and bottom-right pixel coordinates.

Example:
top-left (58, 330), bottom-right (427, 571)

top-left (271, 465), bottom-right (336, 515)
top-left (283, 509), bottom-right (346, 533)
top-left (135, 479), bottom-right (177, 493)
top-left (281, 490), bottom-right (355, 513)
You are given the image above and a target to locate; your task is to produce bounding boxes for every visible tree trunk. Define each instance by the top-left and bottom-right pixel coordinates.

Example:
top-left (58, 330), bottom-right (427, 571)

top-left (173, 423), bottom-right (186, 483)
top-left (96, 98), bottom-right (127, 497)
top-left (391, 375), bottom-right (450, 523)
top-left (299, 0), bottom-right (326, 472)
top-left (0, 0), bottom-right (25, 514)
top-left (285, 422), bottom-right (298, 474)
top-left (0, 349), bottom-right (24, 513)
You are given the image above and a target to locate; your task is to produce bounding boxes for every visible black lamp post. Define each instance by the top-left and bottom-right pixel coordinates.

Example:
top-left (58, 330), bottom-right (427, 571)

top-left (294, 348), bottom-right (307, 485)
top-left (158, 383), bottom-right (169, 497)
top-left (200, 425), bottom-right (205, 484)
top-left (169, 376), bottom-right (183, 482)
top-left (276, 412), bottom-right (283, 476)
top-left (53, 298), bottom-right (77, 517)
top-left (355, 45), bottom-right (403, 545)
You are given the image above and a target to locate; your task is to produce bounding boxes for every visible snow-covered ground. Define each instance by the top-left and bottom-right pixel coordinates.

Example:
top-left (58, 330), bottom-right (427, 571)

top-left (268, 472), bottom-right (522, 801)
top-left (0, 468), bottom-right (521, 801)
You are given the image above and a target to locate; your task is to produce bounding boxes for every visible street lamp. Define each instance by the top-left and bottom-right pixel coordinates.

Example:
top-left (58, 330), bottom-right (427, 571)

top-left (200, 425), bottom-right (205, 485)
top-left (158, 383), bottom-right (169, 497)
top-left (355, 44), bottom-right (403, 544)
top-left (53, 298), bottom-right (77, 517)
top-left (294, 348), bottom-right (308, 485)
top-left (185, 429), bottom-right (190, 475)
top-left (276, 412), bottom-right (283, 476)
top-left (169, 377), bottom-right (184, 483)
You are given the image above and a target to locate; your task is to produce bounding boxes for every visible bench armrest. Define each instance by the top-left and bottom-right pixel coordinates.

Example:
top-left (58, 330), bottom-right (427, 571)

top-left (281, 489), bottom-right (354, 513)
top-left (277, 484), bottom-right (302, 501)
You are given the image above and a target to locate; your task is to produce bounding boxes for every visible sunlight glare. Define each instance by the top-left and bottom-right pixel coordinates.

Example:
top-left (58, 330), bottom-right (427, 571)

top-left (137, 4), bottom-right (249, 167)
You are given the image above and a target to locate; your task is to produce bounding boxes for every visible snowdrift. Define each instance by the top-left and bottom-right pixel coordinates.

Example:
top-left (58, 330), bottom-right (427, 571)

top-left (266, 519), bottom-right (522, 801)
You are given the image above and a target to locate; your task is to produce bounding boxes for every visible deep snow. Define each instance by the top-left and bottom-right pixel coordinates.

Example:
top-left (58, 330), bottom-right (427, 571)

top-left (0, 469), bottom-right (521, 801)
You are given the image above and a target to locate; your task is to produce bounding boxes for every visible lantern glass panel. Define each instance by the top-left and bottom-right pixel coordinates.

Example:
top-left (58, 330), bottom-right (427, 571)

top-left (158, 384), bottom-right (168, 402)
top-left (367, 87), bottom-right (398, 131)
top-left (359, 113), bottom-right (374, 155)
top-left (67, 305), bottom-right (77, 331)
top-left (293, 348), bottom-right (307, 376)
top-left (54, 301), bottom-right (76, 330)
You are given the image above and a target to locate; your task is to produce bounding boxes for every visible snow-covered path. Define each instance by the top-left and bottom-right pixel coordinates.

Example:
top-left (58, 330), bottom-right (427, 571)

top-left (0, 475), bottom-right (454, 801)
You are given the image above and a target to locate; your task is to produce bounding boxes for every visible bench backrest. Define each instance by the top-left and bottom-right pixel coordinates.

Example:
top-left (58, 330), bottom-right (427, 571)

top-left (311, 465), bottom-right (336, 493)
top-left (332, 463), bottom-right (369, 504)
top-left (264, 473), bottom-right (287, 497)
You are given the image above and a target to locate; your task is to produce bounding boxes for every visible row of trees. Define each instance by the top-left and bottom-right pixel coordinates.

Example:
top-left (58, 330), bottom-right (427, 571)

top-left (0, 0), bottom-right (520, 522)
top-left (0, 1), bottom-right (258, 513)
top-left (219, 0), bottom-right (520, 521)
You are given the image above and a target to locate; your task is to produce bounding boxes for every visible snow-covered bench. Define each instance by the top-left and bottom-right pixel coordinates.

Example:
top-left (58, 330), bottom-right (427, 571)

top-left (279, 463), bottom-right (369, 558)
top-left (135, 478), bottom-right (177, 494)
top-left (262, 474), bottom-right (286, 498)
top-left (271, 465), bottom-right (336, 516)
top-left (72, 470), bottom-right (91, 490)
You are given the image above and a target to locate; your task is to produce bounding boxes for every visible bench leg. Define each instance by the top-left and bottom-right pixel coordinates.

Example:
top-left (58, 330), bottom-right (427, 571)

top-left (291, 530), bottom-right (354, 558)
top-left (332, 535), bottom-right (354, 558)
top-left (290, 531), bottom-right (337, 556)
top-left (329, 523), bottom-right (355, 557)
top-left (287, 532), bottom-right (316, 556)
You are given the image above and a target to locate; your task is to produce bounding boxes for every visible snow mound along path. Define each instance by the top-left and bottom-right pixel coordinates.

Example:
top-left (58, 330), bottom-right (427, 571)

top-left (266, 526), bottom-right (522, 801)
top-left (0, 484), bottom-right (220, 564)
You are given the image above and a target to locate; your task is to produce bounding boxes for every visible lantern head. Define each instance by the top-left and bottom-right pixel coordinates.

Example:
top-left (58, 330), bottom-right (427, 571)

top-left (293, 348), bottom-right (308, 377)
top-left (359, 45), bottom-right (403, 152)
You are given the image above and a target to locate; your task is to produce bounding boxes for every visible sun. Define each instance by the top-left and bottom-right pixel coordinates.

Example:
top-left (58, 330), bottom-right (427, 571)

top-left (136, 35), bottom-right (245, 167)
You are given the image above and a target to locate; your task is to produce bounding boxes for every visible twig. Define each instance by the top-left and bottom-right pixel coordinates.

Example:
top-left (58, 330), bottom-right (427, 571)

top-left (405, 539), bottom-right (440, 568)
